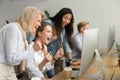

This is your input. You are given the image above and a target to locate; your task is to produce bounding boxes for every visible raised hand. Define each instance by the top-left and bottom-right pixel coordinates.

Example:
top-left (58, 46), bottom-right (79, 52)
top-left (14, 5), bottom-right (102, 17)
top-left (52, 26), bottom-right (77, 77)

top-left (33, 40), bottom-right (42, 52)
top-left (54, 47), bottom-right (64, 60)
top-left (44, 53), bottom-right (53, 62)
top-left (70, 61), bottom-right (80, 66)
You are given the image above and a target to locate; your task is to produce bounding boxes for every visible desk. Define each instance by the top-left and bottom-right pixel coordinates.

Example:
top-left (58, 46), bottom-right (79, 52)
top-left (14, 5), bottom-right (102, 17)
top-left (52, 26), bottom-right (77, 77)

top-left (52, 49), bottom-right (120, 80)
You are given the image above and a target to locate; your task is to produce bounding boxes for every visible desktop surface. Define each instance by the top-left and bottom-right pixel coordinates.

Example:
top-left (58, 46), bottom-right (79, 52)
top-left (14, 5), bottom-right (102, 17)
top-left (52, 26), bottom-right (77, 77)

top-left (52, 49), bottom-right (120, 80)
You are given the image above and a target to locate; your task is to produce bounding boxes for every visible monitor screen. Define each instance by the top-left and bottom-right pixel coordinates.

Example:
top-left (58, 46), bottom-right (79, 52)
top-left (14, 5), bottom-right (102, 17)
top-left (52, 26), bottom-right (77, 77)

top-left (106, 26), bottom-right (115, 53)
top-left (79, 28), bottom-right (99, 78)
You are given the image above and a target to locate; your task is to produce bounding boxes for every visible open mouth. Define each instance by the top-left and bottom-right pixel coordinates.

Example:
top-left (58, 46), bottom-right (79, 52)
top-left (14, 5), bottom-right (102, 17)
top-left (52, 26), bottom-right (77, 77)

top-left (47, 37), bottom-right (50, 41)
top-left (35, 26), bottom-right (38, 30)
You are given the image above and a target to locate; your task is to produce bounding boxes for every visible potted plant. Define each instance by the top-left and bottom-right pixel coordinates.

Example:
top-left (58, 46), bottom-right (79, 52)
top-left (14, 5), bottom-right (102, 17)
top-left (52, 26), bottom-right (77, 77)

top-left (116, 43), bottom-right (120, 66)
top-left (44, 10), bottom-right (50, 18)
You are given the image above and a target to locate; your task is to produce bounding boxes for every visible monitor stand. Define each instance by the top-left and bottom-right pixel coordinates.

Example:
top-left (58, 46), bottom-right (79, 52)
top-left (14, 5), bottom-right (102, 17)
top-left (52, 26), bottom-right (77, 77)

top-left (85, 49), bottom-right (105, 79)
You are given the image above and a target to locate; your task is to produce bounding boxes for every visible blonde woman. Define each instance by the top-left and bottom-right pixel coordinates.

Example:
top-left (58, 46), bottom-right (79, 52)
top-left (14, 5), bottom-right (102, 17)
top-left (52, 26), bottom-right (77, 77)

top-left (0, 6), bottom-right (44, 80)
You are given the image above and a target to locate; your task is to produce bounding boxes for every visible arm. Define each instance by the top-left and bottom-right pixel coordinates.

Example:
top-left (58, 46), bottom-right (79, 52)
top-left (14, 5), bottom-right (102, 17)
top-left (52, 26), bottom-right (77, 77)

top-left (27, 46), bottom-right (51, 80)
top-left (39, 47), bottom-right (64, 70)
top-left (63, 33), bottom-right (80, 66)
top-left (63, 36), bottom-right (72, 60)
top-left (38, 58), bottom-right (48, 70)
top-left (27, 58), bottom-right (44, 79)
top-left (4, 24), bottom-right (34, 65)
top-left (38, 53), bottom-right (53, 70)
top-left (59, 28), bottom-right (72, 60)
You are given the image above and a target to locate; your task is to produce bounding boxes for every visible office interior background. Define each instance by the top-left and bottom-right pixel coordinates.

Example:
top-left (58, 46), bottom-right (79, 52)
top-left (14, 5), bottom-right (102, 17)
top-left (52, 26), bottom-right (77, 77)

top-left (0, 0), bottom-right (120, 49)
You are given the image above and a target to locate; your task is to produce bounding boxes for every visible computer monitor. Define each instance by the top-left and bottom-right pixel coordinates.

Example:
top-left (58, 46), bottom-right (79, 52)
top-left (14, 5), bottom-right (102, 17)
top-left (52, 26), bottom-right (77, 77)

top-left (106, 26), bottom-right (115, 54)
top-left (72, 28), bottom-right (105, 79)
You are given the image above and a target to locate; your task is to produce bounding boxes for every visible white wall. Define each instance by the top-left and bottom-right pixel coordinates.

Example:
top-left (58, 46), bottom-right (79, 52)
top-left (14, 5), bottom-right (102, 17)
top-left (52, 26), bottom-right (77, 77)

top-left (0, 0), bottom-right (52, 26)
top-left (0, 0), bottom-right (120, 48)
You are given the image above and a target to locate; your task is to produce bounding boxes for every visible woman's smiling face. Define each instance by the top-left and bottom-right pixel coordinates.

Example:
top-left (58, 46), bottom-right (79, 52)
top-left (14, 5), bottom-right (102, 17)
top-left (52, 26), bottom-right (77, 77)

top-left (39, 25), bottom-right (52, 44)
top-left (62, 13), bottom-right (72, 27)
top-left (32, 14), bottom-right (42, 34)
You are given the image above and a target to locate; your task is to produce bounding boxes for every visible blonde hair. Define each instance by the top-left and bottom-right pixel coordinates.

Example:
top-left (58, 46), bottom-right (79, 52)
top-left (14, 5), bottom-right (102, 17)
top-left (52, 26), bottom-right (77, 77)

top-left (16, 6), bottom-right (44, 33)
top-left (77, 21), bottom-right (89, 32)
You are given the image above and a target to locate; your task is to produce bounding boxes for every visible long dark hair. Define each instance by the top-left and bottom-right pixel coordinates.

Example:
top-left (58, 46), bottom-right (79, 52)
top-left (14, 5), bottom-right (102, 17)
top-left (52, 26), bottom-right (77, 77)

top-left (50, 8), bottom-right (74, 49)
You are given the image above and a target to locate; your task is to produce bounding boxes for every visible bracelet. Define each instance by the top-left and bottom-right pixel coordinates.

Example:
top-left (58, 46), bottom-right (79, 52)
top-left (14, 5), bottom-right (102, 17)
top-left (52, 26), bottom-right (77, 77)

top-left (53, 57), bottom-right (57, 61)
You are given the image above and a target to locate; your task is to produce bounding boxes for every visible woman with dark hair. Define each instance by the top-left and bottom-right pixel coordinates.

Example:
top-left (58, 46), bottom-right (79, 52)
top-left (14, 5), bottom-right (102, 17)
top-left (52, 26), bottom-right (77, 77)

top-left (26, 22), bottom-right (63, 80)
top-left (44, 8), bottom-right (79, 74)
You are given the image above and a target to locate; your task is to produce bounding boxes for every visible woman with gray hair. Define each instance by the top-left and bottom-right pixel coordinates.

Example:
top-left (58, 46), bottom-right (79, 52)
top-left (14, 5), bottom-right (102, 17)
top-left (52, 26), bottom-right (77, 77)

top-left (0, 6), bottom-right (44, 80)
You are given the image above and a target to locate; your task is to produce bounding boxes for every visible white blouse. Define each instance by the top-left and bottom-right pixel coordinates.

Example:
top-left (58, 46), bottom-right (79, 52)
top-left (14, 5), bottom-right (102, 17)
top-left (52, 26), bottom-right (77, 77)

top-left (0, 22), bottom-right (34, 65)
top-left (27, 42), bottom-right (54, 79)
